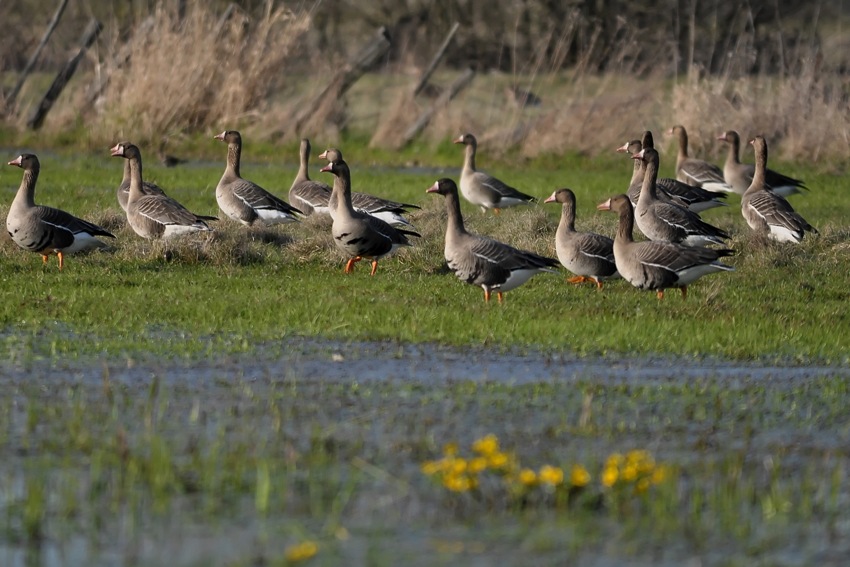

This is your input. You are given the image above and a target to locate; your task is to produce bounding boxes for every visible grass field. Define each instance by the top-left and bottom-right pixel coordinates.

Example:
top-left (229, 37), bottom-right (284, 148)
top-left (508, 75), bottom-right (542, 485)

top-left (1, 143), bottom-right (849, 566)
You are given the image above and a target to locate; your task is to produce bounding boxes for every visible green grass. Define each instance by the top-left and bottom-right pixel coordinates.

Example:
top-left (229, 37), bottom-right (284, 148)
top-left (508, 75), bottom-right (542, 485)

top-left (0, 145), bottom-right (847, 363)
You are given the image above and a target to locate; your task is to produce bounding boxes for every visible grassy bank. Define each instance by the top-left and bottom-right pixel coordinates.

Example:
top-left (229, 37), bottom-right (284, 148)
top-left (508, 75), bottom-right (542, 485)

top-left (0, 146), bottom-right (847, 363)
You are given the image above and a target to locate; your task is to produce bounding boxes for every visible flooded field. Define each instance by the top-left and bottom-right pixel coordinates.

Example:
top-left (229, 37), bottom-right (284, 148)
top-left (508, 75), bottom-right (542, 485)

top-left (1, 339), bottom-right (849, 566)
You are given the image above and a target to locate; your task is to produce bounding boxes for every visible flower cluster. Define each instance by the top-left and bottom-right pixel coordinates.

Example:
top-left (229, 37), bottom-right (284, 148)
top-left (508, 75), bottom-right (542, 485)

top-left (284, 540), bottom-right (318, 563)
top-left (600, 450), bottom-right (669, 494)
top-left (422, 435), bottom-right (672, 508)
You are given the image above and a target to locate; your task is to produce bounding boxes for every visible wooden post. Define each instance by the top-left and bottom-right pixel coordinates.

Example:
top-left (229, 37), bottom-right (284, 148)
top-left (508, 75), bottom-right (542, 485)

top-left (412, 21), bottom-right (459, 97)
top-left (27, 18), bottom-right (102, 130)
top-left (4, 0), bottom-right (70, 114)
top-left (401, 67), bottom-right (475, 146)
top-left (292, 26), bottom-right (391, 133)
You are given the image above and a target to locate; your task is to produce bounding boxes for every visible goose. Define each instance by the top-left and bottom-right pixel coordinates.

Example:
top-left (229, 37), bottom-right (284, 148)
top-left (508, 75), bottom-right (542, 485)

top-left (543, 188), bottom-right (618, 289)
top-left (619, 132), bottom-right (728, 212)
top-left (454, 133), bottom-right (535, 213)
top-left (214, 130), bottom-right (302, 226)
top-left (427, 178), bottom-right (558, 303)
top-left (669, 125), bottom-right (732, 192)
top-left (718, 130), bottom-right (807, 197)
top-left (110, 142), bottom-right (214, 239)
top-left (288, 138), bottom-right (333, 216)
top-left (741, 136), bottom-right (817, 243)
top-left (6, 154), bottom-right (115, 270)
top-left (317, 147), bottom-right (419, 227)
top-left (117, 158), bottom-right (167, 212)
top-left (597, 194), bottom-right (734, 300)
top-left (632, 148), bottom-right (730, 246)
top-left (320, 156), bottom-right (419, 275)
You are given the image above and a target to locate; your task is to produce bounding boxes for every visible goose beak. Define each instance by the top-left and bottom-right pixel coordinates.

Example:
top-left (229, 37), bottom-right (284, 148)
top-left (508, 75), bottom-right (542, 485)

top-left (426, 181), bottom-right (440, 194)
top-left (7, 156), bottom-right (23, 167)
top-left (318, 150), bottom-right (328, 160)
top-left (615, 141), bottom-right (631, 153)
top-left (596, 198), bottom-right (612, 211)
top-left (320, 164), bottom-right (332, 173)
top-left (453, 135), bottom-right (464, 144)
top-left (109, 143), bottom-right (123, 157)
top-left (543, 192), bottom-right (557, 203)
top-left (213, 131), bottom-right (226, 141)
top-left (716, 133), bottom-right (727, 141)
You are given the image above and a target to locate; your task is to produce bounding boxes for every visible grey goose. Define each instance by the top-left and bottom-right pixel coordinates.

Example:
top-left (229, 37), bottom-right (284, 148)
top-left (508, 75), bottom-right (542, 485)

top-left (214, 130), bottom-right (302, 226)
top-left (320, 156), bottom-right (419, 275)
top-left (6, 154), bottom-right (114, 270)
top-left (543, 188), bottom-right (618, 289)
top-left (669, 125), bottom-right (732, 193)
top-left (117, 158), bottom-right (167, 213)
top-left (428, 178), bottom-right (558, 303)
top-left (619, 131), bottom-right (727, 213)
top-left (316, 147), bottom-right (419, 227)
top-left (110, 142), bottom-right (214, 239)
top-left (597, 194), bottom-right (735, 300)
top-left (632, 148), bottom-right (730, 247)
top-left (741, 136), bottom-right (817, 243)
top-left (454, 133), bottom-right (535, 214)
top-left (718, 130), bottom-right (807, 197)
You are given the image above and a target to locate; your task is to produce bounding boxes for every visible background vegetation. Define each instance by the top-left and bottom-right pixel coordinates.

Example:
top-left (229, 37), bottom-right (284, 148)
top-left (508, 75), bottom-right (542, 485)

top-left (1, 0), bottom-right (849, 162)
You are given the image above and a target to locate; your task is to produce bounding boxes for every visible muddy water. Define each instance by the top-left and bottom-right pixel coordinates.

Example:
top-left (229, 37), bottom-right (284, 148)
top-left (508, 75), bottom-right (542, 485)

top-left (7, 338), bottom-right (846, 387)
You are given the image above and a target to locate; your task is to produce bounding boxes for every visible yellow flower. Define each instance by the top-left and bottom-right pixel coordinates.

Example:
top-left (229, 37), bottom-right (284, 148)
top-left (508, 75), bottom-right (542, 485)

top-left (570, 464), bottom-right (590, 487)
top-left (421, 460), bottom-right (444, 476)
top-left (538, 465), bottom-right (564, 486)
top-left (518, 468), bottom-right (538, 486)
top-left (621, 463), bottom-right (638, 482)
top-left (635, 477), bottom-right (651, 494)
top-left (605, 453), bottom-right (623, 469)
top-left (487, 451), bottom-right (510, 470)
top-left (651, 465), bottom-right (669, 485)
top-left (443, 474), bottom-right (474, 492)
top-left (443, 442), bottom-right (459, 456)
top-left (468, 457), bottom-right (488, 474)
top-left (450, 458), bottom-right (468, 475)
top-left (602, 465), bottom-right (618, 487)
top-left (472, 434), bottom-right (500, 456)
top-left (284, 540), bottom-right (318, 563)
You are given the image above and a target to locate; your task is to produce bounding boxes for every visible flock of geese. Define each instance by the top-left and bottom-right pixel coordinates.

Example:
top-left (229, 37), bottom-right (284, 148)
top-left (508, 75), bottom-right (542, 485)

top-left (4, 126), bottom-right (817, 302)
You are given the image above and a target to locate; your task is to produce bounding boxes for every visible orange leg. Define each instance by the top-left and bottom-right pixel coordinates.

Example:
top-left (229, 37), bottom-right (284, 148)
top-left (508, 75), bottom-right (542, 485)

top-left (483, 289), bottom-right (491, 302)
top-left (594, 278), bottom-right (604, 290)
top-left (369, 260), bottom-right (379, 276)
top-left (493, 208), bottom-right (501, 215)
top-left (656, 289), bottom-right (665, 300)
top-left (497, 291), bottom-right (505, 304)
top-left (344, 256), bottom-right (362, 273)
top-left (566, 275), bottom-right (590, 285)
top-left (57, 252), bottom-right (64, 271)
top-left (41, 254), bottom-right (49, 266)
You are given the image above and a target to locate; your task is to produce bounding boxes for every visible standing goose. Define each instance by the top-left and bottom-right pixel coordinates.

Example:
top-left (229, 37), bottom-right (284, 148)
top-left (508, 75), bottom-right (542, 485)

top-left (110, 142), bottom-right (214, 239)
top-left (320, 156), bottom-right (419, 276)
top-left (669, 125), bottom-right (732, 193)
top-left (6, 154), bottom-right (115, 270)
top-left (317, 147), bottom-right (419, 227)
top-left (619, 131), bottom-right (727, 212)
top-left (214, 130), bottom-right (302, 226)
top-left (633, 148), bottom-right (730, 247)
top-left (741, 136), bottom-right (817, 243)
top-left (718, 130), bottom-right (807, 197)
top-left (543, 188), bottom-right (618, 289)
top-left (428, 178), bottom-right (558, 303)
top-left (454, 133), bottom-right (535, 214)
top-left (117, 158), bottom-right (167, 212)
top-left (597, 194), bottom-right (734, 300)
top-left (288, 138), bottom-right (333, 217)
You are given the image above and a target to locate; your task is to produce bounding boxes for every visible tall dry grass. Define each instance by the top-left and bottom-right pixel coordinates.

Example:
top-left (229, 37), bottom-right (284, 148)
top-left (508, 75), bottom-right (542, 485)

top-left (90, 1), bottom-right (310, 144)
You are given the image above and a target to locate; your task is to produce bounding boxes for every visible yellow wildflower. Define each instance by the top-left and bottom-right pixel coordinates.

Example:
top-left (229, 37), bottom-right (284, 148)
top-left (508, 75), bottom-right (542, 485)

top-left (602, 465), bottom-right (618, 487)
top-left (605, 453), bottom-right (623, 469)
top-left (284, 540), bottom-right (318, 563)
top-left (443, 474), bottom-right (474, 492)
top-left (518, 468), bottom-right (538, 486)
top-left (421, 460), bottom-right (444, 476)
top-left (487, 451), bottom-right (510, 470)
top-left (472, 434), bottom-right (500, 456)
top-left (635, 477), bottom-right (651, 494)
top-left (621, 463), bottom-right (638, 482)
top-left (450, 458), bottom-right (468, 475)
top-left (468, 457), bottom-right (488, 474)
top-left (570, 464), bottom-right (591, 487)
top-left (443, 442), bottom-right (459, 456)
top-left (538, 465), bottom-right (564, 486)
top-left (651, 465), bottom-right (669, 485)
